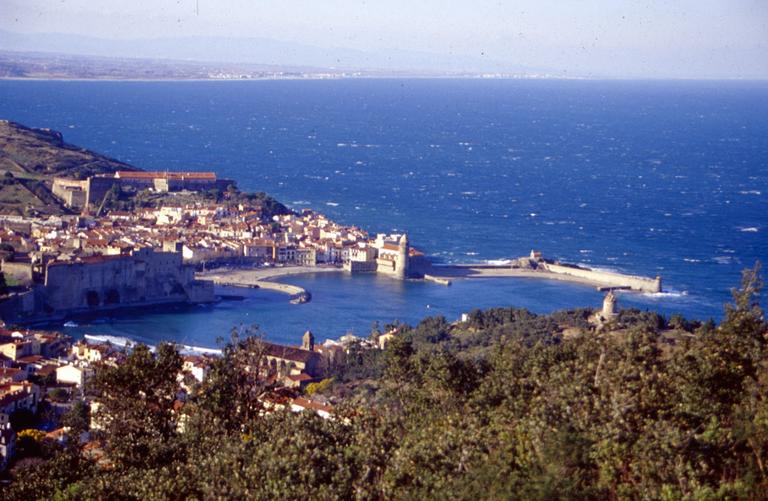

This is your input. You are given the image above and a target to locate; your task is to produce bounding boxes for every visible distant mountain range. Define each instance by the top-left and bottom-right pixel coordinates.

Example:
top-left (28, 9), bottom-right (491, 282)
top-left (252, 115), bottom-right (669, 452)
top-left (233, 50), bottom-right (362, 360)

top-left (0, 29), bottom-right (549, 77)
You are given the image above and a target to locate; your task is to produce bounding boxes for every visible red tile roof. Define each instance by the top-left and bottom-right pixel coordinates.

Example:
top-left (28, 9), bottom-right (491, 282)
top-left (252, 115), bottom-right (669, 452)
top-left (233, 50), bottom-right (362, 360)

top-left (115, 171), bottom-right (216, 181)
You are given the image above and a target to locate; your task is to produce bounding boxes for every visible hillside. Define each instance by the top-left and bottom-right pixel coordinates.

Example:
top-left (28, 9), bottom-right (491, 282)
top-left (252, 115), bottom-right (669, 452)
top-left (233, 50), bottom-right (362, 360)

top-left (0, 120), bottom-right (137, 215)
top-left (0, 120), bottom-right (135, 179)
top-left (0, 120), bottom-right (290, 219)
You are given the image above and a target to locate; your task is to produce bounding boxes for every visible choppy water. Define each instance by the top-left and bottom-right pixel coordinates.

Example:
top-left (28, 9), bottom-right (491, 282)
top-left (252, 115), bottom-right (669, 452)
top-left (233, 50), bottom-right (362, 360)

top-left (1, 79), bottom-right (766, 346)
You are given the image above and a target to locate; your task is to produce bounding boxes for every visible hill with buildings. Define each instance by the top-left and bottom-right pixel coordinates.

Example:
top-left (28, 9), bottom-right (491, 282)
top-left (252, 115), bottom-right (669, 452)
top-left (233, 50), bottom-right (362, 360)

top-left (0, 120), bottom-right (290, 218)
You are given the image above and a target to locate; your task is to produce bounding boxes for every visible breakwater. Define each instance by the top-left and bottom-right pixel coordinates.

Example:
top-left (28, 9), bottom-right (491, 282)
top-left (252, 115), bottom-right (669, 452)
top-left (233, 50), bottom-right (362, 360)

top-left (429, 261), bottom-right (662, 293)
top-left (541, 262), bottom-right (661, 293)
top-left (196, 267), bottom-right (343, 303)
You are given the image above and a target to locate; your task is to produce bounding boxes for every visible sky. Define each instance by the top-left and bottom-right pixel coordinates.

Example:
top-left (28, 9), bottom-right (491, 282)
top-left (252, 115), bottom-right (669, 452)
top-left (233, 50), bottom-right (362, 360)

top-left (2, 0), bottom-right (767, 78)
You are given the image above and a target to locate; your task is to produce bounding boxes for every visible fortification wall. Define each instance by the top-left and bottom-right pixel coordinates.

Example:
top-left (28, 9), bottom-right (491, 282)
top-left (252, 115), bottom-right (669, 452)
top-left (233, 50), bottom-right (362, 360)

top-left (345, 260), bottom-right (377, 273)
top-left (86, 177), bottom-right (118, 207)
top-left (52, 178), bottom-right (88, 209)
top-left (43, 249), bottom-right (213, 312)
top-left (542, 263), bottom-right (661, 293)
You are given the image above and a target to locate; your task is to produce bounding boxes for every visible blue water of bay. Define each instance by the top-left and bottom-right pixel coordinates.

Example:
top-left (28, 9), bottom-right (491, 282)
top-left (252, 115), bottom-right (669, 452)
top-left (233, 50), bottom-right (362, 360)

top-left (1, 79), bottom-right (766, 347)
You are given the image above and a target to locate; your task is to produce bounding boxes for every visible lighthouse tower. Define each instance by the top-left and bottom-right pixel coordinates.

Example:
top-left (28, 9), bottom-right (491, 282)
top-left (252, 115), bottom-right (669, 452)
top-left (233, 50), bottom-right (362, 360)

top-left (397, 234), bottom-right (410, 280)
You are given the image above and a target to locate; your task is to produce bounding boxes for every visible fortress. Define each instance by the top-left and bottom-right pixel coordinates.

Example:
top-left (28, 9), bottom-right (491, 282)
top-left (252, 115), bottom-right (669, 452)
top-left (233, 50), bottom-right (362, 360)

top-left (52, 171), bottom-right (233, 211)
top-left (0, 248), bottom-right (214, 323)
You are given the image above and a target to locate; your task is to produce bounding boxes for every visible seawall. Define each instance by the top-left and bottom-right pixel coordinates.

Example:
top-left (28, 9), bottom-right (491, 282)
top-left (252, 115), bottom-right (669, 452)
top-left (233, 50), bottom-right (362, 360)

top-left (542, 263), bottom-right (661, 293)
top-left (429, 262), bottom-right (661, 293)
top-left (195, 268), bottom-right (330, 303)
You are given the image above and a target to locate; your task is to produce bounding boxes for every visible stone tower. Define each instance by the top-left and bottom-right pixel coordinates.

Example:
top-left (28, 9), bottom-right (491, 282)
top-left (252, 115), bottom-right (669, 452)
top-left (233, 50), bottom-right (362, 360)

top-left (302, 330), bottom-right (315, 351)
top-left (602, 291), bottom-right (617, 320)
top-left (397, 233), bottom-right (409, 280)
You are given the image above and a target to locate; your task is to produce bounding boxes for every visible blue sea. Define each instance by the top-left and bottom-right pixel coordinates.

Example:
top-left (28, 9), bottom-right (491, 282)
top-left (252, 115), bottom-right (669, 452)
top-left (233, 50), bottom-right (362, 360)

top-left (1, 79), bottom-right (766, 347)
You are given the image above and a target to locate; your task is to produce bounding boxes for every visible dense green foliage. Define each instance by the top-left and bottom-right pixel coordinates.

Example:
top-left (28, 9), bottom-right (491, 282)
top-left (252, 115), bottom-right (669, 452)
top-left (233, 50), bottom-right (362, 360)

top-left (3, 267), bottom-right (767, 499)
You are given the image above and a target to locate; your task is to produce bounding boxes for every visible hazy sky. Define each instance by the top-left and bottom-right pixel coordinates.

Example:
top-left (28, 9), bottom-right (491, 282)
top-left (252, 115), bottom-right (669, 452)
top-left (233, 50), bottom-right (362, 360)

top-left (3, 0), bottom-right (768, 77)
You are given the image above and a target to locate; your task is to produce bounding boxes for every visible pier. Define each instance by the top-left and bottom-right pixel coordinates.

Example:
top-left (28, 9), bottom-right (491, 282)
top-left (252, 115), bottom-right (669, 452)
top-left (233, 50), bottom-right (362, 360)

top-left (426, 262), bottom-right (661, 293)
top-left (196, 266), bottom-right (343, 304)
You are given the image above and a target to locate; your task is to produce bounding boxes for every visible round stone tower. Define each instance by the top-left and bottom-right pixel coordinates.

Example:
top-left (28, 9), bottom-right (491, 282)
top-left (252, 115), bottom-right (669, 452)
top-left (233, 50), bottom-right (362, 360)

top-left (602, 291), bottom-right (617, 320)
top-left (397, 233), bottom-right (410, 280)
top-left (302, 330), bottom-right (315, 351)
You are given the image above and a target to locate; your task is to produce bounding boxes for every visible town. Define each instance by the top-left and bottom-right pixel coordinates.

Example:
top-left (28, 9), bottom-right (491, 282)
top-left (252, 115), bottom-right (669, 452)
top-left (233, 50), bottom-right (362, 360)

top-left (0, 169), bottom-right (423, 472)
top-left (1, 170), bottom-right (429, 323)
top-left (0, 312), bottom-right (403, 472)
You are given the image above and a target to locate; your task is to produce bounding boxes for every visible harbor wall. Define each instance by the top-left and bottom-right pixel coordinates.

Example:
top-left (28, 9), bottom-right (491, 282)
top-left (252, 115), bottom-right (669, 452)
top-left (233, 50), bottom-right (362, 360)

top-left (542, 263), bottom-right (661, 293)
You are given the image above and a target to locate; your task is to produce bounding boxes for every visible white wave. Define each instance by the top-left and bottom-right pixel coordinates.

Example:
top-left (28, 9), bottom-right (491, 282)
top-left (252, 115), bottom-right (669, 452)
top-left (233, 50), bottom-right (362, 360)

top-left (739, 227), bottom-right (759, 233)
top-left (642, 290), bottom-right (689, 299)
top-left (325, 202), bottom-right (339, 207)
top-left (290, 200), bottom-right (311, 206)
top-left (485, 259), bottom-right (513, 266)
top-left (583, 264), bottom-right (623, 274)
top-left (465, 252), bottom-right (479, 256)
top-left (84, 334), bottom-right (135, 347)
top-left (714, 256), bottom-right (732, 264)
top-left (180, 345), bottom-right (222, 356)
top-left (683, 258), bottom-right (702, 263)
top-left (738, 190), bottom-right (761, 195)
top-left (63, 321), bottom-right (78, 328)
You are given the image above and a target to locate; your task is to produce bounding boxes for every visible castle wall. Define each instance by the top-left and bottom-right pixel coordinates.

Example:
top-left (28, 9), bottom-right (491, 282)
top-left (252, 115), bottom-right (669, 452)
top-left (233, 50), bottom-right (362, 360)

top-left (345, 260), bottom-right (377, 273)
top-left (543, 263), bottom-right (661, 293)
top-left (42, 248), bottom-right (214, 313)
top-left (85, 177), bottom-right (118, 207)
top-left (52, 178), bottom-right (88, 209)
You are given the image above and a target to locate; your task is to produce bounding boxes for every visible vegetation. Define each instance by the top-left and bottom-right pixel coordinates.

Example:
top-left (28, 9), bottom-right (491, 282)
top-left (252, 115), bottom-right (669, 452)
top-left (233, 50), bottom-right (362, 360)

top-left (0, 120), bottom-right (136, 215)
top-left (3, 266), bottom-right (767, 499)
top-left (101, 185), bottom-right (291, 221)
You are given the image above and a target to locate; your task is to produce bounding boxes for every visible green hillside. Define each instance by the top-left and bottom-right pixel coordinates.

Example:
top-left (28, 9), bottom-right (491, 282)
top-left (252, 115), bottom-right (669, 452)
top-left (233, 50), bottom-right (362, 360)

top-left (0, 120), bottom-right (137, 215)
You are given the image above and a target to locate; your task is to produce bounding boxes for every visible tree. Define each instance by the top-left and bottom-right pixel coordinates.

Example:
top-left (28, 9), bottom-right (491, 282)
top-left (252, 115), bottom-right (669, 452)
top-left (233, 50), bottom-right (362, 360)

top-left (62, 400), bottom-right (90, 440)
top-left (189, 327), bottom-right (270, 434)
top-left (91, 343), bottom-right (183, 469)
top-left (15, 429), bottom-right (47, 458)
